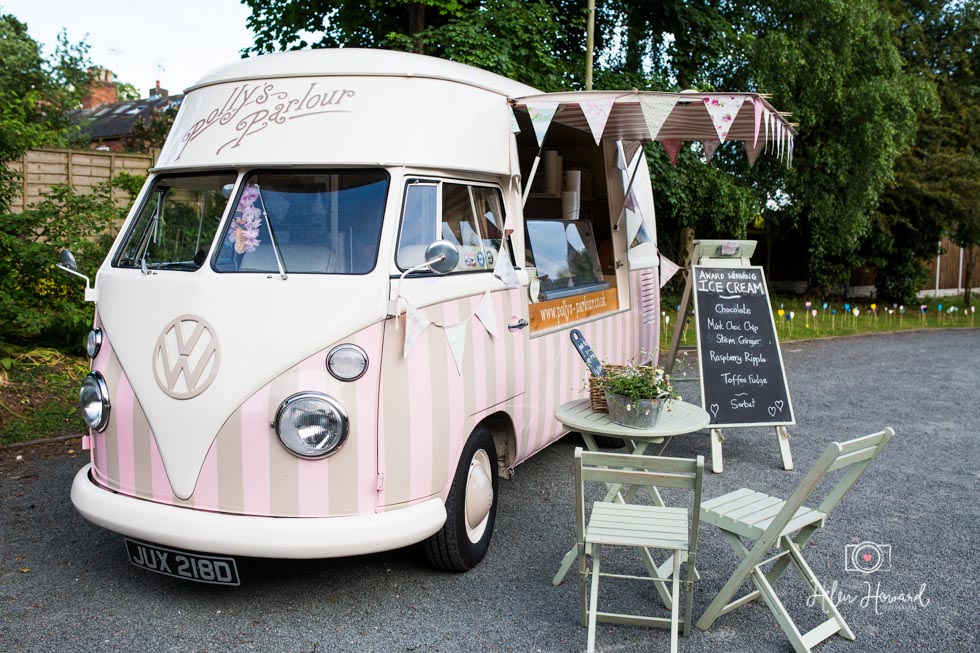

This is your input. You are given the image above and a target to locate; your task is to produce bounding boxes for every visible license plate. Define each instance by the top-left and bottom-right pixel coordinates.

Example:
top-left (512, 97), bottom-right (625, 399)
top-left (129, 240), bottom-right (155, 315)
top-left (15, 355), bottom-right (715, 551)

top-left (125, 539), bottom-right (240, 586)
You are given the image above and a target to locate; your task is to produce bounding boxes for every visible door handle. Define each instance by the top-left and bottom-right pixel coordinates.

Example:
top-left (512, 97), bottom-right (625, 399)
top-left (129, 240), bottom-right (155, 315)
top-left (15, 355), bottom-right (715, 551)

top-left (508, 319), bottom-right (529, 331)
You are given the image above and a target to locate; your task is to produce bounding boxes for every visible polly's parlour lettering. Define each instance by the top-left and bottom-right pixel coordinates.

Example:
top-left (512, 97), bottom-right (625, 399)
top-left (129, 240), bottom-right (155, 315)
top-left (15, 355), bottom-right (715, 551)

top-left (177, 82), bottom-right (356, 159)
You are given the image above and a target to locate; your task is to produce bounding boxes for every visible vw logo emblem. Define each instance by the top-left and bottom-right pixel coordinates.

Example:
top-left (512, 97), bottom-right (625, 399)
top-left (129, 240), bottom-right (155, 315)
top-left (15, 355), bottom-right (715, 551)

top-left (152, 315), bottom-right (221, 399)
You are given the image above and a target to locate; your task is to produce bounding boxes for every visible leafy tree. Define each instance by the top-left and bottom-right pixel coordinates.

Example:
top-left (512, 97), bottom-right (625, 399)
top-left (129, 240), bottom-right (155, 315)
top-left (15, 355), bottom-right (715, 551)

top-left (0, 174), bottom-right (142, 347)
top-left (875, 0), bottom-right (979, 305)
top-left (123, 105), bottom-right (178, 153)
top-left (243, 0), bottom-right (583, 91)
top-left (0, 12), bottom-right (94, 211)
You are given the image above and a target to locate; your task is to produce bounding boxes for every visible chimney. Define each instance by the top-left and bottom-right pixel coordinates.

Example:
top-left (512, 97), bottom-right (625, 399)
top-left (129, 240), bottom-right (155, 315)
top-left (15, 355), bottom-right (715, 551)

top-left (149, 80), bottom-right (168, 98)
top-left (81, 67), bottom-right (118, 109)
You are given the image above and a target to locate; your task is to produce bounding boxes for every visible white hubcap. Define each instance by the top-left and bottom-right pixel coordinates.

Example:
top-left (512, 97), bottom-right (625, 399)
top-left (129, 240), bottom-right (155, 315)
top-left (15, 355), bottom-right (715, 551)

top-left (464, 449), bottom-right (494, 543)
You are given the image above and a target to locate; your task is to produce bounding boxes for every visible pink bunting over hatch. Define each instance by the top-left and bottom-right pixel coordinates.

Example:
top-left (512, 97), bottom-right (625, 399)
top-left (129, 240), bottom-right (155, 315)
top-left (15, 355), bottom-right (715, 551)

top-left (526, 102), bottom-right (559, 147)
top-left (702, 95), bottom-right (746, 143)
top-left (579, 98), bottom-right (616, 145)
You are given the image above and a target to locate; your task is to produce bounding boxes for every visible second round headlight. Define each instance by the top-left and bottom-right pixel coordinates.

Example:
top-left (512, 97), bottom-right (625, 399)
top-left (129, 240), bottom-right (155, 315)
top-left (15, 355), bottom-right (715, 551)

top-left (79, 371), bottom-right (110, 432)
top-left (274, 393), bottom-right (348, 459)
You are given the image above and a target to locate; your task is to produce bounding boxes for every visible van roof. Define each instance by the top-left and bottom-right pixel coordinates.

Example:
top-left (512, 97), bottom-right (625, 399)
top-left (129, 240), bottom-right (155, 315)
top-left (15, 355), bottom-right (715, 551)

top-left (187, 48), bottom-right (540, 97)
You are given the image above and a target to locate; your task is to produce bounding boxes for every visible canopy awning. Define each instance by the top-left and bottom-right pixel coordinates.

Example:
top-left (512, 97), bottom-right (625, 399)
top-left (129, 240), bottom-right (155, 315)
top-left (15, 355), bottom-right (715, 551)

top-left (512, 90), bottom-right (797, 166)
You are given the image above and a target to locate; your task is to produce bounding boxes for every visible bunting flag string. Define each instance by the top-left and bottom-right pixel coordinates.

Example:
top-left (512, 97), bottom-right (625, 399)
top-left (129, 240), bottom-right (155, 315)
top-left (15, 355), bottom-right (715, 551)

top-left (624, 188), bottom-right (638, 212)
top-left (638, 96), bottom-right (677, 141)
top-left (661, 139), bottom-right (683, 165)
top-left (579, 98), bottom-right (616, 145)
top-left (659, 255), bottom-right (681, 288)
top-left (702, 95), bottom-right (746, 143)
top-left (764, 110), bottom-right (772, 153)
top-left (753, 98), bottom-right (763, 148)
top-left (493, 239), bottom-right (521, 288)
top-left (474, 291), bottom-right (499, 338)
top-left (526, 102), bottom-right (559, 147)
top-left (701, 139), bottom-right (721, 163)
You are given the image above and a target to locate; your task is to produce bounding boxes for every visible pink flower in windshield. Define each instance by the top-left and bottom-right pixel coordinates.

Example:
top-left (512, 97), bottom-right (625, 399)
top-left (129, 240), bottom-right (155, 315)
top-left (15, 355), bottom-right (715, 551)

top-left (238, 184), bottom-right (260, 208)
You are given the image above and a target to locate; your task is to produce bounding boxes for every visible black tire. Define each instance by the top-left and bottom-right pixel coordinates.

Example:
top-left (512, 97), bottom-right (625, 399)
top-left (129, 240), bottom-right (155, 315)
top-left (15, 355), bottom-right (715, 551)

top-left (423, 425), bottom-right (499, 572)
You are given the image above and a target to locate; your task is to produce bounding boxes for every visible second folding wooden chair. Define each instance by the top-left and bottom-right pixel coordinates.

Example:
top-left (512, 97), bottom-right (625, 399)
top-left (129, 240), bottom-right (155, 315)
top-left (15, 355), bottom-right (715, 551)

top-left (695, 427), bottom-right (895, 653)
top-left (575, 448), bottom-right (704, 653)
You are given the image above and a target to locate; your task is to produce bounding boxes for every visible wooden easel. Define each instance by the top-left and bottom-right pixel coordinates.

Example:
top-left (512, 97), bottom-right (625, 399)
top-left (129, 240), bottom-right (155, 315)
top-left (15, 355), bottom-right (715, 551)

top-left (664, 239), bottom-right (794, 473)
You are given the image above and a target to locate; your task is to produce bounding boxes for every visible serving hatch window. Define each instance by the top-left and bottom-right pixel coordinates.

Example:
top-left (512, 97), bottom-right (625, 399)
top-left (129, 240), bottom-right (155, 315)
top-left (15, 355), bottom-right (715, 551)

top-left (114, 171), bottom-right (236, 271)
top-left (213, 169), bottom-right (389, 274)
top-left (525, 220), bottom-right (608, 300)
top-left (396, 180), bottom-right (505, 272)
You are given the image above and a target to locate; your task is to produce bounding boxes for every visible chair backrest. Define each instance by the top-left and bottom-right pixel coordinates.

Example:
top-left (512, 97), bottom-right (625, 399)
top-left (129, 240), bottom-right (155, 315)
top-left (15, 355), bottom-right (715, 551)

top-left (574, 448), bottom-right (704, 549)
top-left (746, 427), bottom-right (895, 552)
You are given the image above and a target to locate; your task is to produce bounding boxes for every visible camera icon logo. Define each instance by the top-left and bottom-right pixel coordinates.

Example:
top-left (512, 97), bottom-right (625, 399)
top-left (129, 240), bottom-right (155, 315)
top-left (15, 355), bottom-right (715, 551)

top-left (845, 541), bottom-right (891, 574)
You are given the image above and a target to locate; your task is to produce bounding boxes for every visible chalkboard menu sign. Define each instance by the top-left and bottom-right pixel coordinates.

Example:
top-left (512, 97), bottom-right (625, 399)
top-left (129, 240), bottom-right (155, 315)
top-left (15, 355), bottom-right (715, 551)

top-left (692, 265), bottom-right (795, 427)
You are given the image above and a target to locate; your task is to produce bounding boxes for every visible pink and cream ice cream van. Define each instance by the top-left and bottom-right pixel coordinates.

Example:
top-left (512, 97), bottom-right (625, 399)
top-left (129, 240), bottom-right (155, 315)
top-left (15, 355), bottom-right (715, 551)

top-left (63, 48), bottom-right (795, 583)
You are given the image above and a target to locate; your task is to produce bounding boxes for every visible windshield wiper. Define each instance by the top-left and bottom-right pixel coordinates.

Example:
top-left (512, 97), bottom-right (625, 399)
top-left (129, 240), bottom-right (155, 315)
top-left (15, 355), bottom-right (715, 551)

top-left (134, 189), bottom-right (165, 274)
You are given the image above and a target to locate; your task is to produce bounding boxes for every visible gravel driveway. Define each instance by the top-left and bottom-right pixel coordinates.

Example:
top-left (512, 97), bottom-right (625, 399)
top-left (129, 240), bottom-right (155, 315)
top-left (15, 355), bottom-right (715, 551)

top-left (1, 329), bottom-right (977, 653)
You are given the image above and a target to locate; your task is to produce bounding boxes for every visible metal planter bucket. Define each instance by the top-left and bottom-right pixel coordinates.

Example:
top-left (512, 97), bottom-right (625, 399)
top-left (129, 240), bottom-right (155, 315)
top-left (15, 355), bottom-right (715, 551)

top-left (605, 392), bottom-right (668, 429)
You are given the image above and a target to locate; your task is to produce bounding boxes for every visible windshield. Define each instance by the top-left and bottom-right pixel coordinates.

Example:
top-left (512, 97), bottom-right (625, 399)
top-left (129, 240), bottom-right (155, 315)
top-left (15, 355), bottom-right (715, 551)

top-left (114, 172), bottom-right (235, 271)
top-left (213, 170), bottom-right (389, 275)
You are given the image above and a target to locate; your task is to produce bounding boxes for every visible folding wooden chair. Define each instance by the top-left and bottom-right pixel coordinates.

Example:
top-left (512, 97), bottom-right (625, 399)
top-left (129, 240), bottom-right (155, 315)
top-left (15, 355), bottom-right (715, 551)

top-left (695, 427), bottom-right (895, 653)
top-left (575, 448), bottom-right (704, 653)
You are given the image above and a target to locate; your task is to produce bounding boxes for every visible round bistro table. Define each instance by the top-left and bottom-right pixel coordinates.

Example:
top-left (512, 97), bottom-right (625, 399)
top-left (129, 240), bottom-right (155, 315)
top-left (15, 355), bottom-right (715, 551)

top-left (551, 398), bottom-right (710, 586)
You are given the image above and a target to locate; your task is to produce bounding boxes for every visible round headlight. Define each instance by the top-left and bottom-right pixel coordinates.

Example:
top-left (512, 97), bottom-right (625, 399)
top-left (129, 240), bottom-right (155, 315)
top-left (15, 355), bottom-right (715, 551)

top-left (274, 393), bottom-right (348, 459)
top-left (86, 328), bottom-right (103, 358)
top-left (79, 372), bottom-right (110, 432)
top-left (326, 344), bottom-right (368, 382)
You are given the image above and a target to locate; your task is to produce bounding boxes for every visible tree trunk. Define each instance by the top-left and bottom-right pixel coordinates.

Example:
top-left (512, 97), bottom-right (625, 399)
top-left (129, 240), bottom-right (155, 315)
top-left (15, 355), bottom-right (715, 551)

top-left (409, 3), bottom-right (425, 54)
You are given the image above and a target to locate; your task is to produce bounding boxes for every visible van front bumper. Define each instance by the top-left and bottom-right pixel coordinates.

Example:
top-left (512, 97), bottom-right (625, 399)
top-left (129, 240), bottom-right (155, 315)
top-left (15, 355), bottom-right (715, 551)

top-left (71, 465), bottom-right (447, 559)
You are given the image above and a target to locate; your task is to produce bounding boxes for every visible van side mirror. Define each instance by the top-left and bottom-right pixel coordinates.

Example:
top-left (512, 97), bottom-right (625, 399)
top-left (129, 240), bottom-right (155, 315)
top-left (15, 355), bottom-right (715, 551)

top-left (59, 249), bottom-right (78, 272)
top-left (55, 249), bottom-right (97, 302)
top-left (424, 240), bottom-right (460, 275)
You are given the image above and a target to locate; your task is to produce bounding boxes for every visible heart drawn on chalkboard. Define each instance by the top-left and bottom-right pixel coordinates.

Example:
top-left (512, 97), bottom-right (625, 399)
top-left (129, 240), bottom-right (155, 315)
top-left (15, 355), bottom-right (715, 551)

top-left (768, 406), bottom-right (777, 417)
top-left (774, 400), bottom-right (784, 412)
top-left (710, 403), bottom-right (719, 418)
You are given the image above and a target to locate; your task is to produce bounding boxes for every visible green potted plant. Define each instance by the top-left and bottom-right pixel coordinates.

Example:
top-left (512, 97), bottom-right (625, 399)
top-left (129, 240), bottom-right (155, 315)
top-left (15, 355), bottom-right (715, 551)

top-left (598, 363), bottom-right (680, 428)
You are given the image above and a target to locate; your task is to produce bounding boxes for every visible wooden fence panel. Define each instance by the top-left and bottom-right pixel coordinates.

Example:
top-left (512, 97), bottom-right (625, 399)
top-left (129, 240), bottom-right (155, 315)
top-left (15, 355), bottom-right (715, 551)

top-left (920, 238), bottom-right (980, 292)
top-left (4, 148), bottom-right (154, 212)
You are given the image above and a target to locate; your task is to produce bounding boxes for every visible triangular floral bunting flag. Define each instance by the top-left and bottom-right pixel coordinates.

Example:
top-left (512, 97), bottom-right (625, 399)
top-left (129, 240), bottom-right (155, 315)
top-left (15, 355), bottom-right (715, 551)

top-left (788, 134), bottom-right (794, 168)
top-left (403, 302), bottom-right (431, 359)
top-left (622, 140), bottom-right (643, 165)
top-left (702, 95), bottom-right (746, 143)
top-left (660, 139), bottom-right (683, 165)
top-left (579, 98), bottom-right (616, 145)
top-left (624, 188), bottom-right (638, 212)
top-left (659, 255), bottom-right (681, 288)
top-left (638, 95), bottom-right (677, 140)
top-left (744, 139), bottom-right (765, 167)
top-left (474, 292), bottom-right (500, 339)
top-left (701, 139), bottom-right (721, 163)
top-left (526, 102), bottom-right (559, 147)
top-left (493, 242), bottom-right (521, 288)
top-left (508, 107), bottom-right (521, 134)
top-left (753, 98), bottom-right (763, 148)
top-left (444, 324), bottom-right (468, 375)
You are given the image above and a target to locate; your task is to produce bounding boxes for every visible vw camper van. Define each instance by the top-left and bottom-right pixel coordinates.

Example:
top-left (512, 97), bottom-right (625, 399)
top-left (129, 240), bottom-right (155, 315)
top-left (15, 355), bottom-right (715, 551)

top-left (65, 49), bottom-right (795, 581)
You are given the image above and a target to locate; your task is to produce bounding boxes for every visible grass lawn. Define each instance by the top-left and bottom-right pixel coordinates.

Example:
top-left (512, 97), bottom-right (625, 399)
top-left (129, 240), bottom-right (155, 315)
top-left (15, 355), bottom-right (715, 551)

top-left (0, 344), bottom-right (89, 446)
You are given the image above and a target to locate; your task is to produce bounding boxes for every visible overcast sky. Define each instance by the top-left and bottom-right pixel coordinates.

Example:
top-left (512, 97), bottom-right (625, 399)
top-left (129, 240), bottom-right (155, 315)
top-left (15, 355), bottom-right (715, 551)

top-left (3, 0), bottom-right (257, 95)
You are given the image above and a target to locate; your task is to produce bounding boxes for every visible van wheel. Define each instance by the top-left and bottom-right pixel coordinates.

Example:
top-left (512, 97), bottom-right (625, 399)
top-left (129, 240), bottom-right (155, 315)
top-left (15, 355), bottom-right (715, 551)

top-left (424, 426), bottom-right (498, 572)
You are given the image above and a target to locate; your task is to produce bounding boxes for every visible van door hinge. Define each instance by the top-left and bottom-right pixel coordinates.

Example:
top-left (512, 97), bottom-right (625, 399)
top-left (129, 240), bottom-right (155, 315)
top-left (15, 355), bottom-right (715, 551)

top-left (376, 473), bottom-right (385, 491)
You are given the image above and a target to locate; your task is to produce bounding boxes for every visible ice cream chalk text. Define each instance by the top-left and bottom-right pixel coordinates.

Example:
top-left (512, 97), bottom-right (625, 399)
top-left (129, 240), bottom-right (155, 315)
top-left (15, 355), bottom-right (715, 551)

top-left (696, 269), bottom-right (764, 295)
top-left (176, 82), bottom-right (356, 159)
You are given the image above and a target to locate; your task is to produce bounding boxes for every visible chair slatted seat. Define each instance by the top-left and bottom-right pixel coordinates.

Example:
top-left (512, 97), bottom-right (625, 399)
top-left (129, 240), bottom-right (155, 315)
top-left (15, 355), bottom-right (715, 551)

top-left (695, 428), bottom-right (894, 653)
top-left (574, 448), bottom-right (703, 653)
